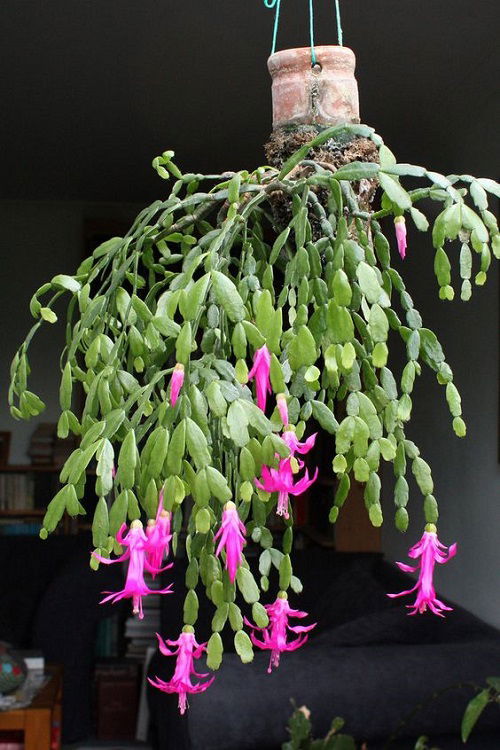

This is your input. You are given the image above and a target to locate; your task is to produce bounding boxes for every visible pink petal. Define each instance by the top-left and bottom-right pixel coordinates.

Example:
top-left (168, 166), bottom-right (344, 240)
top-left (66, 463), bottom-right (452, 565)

top-left (287, 623), bottom-right (316, 634)
top-left (446, 542), bottom-right (458, 560)
top-left (93, 551), bottom-right (129, 565)
top-left (395, 561), bottom-right (418, 573)
top-left (156, 633), bottom-right (177, 656)
top-left (283, 635), bottom-right (309, 652)
top-left (387, 583), bottom-right (419, 598)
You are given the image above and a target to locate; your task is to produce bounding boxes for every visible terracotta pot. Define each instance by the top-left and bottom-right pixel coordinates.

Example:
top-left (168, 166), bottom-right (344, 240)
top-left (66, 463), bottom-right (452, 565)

top-left (267, 46), bottom-right (360, 129)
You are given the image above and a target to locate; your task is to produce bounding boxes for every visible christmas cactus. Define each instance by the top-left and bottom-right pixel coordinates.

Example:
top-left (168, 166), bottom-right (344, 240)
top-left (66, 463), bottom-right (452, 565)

top-left (8, 118), bottom-right (500, 708)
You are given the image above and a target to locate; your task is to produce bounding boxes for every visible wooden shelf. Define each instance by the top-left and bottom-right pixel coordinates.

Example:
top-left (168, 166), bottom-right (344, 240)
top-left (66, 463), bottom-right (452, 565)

top-left (0, 509), bottom-right (45, 516)
top-left (0, 464), bottom-right (61, 473)
top-left (0, 664), bottom-right (62, 750)
top-left (0, 465), bottom-right (95, 475)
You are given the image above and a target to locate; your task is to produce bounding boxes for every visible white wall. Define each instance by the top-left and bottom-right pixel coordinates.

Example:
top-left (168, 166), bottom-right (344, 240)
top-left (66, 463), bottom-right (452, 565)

top-left (0, 201), bottom-right (140, 464)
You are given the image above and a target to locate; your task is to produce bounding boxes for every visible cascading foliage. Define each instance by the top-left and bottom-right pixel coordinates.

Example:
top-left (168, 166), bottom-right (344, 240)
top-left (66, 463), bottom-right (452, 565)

top-left (8, 122), bottom-right (500, 684)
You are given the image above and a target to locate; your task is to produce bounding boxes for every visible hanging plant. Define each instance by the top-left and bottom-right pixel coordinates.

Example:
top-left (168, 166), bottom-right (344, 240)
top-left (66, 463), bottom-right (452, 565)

top-left (8, 21), bottom-right (500, 714)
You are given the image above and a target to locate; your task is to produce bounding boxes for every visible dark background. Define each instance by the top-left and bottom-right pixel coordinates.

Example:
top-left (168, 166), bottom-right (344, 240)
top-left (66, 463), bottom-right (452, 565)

top-left (1, 0), bottom-right (498, 200)
top-left (0, 0), bottom-right (499, 628)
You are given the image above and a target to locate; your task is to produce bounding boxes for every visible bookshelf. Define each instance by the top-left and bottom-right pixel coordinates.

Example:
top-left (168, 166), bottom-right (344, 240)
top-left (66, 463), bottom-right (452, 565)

top-left (0, 422), bottom-right (75, 534)
top-left (0, 420), bottom-right (382, 547)
top-left (0, 464), bottom-right (95, 535)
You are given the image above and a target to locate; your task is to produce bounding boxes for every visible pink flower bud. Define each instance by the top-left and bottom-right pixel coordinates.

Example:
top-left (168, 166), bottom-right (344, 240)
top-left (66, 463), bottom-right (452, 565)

top-left (277, 394), bottom-right (289, 426)
top-left (394, 216), bottom-right (407, 260)
top-left (248, 345), bottom-right (272, 412)
top-left (169, 363), bottom-right (185, 407)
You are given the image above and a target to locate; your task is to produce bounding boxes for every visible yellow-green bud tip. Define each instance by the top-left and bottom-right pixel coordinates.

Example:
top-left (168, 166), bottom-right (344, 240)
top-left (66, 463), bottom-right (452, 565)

top-left (131, 519), bottom-right (143, 529)
top-left (224, 501), bottom-right (236, 511)
top-left (278, 591), bottom-right (288, 599)
top-left (425, 523), bottom-right (437, 534)
top-left (182, 624), bottom-right (194, 633)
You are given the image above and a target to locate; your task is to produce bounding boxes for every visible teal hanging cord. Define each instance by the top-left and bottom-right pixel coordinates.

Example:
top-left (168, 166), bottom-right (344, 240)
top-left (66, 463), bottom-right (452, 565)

top-left (334, 0), bottom-right (344, 46)
top-left (309, 0), bottom-right (317, 65)
top-left (263, 0), bottom-right (319, 63)
top-left (263, 0), bottom-right (281, 56)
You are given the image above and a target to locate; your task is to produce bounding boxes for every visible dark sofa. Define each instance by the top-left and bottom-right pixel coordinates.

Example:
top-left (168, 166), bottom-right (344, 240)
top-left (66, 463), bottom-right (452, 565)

top-left (147, 549), bottom-right (500, 749)
top-left (0, 533), bottom-right (125, 742)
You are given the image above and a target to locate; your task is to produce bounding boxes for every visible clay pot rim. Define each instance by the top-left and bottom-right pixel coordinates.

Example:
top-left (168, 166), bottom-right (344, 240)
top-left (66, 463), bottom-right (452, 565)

top-left (268, 46), bottom-right (356, 80)
top-left (268, 45), bottom-right (355, 65)
top-left (269, 44), bottom-right (353, 54)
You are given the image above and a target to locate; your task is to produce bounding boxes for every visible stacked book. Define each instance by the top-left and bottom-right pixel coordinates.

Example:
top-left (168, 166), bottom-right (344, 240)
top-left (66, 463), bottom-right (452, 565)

top-left (0, 474), bottom-right (34, 510)
top-left (27, 423), bottom-right (56, 465)
top-left (124, 578), bottom-right (162, 661)
top-left (27, 423), bottom-right (78, 467)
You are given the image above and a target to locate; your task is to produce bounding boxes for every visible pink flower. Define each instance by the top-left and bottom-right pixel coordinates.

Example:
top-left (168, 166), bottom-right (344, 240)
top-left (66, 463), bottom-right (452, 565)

top-left (169, 363), bottom-right (185, 407)
top-left (245, 592), bottom-right (316, 673)
top-left (277, 394), bottom-right (289, 427)
top-left (248, 345), bottom-right (272, 412)
top-left (148, 628), bottom-right (214, 714)
top-left (394, 216), bottom-right (407, 260)
top-left (94, 520), bottom-right (173, 619)
top-left (282, 428), bottom-right (317, 457)
top-left (214, 501), bottom-right (246, 583)
top-left (388, 525), bottom-right (457, 616)
top-left (146, 491), bottom-right (172, 577)
top-left (255, 457), bottom-right (318, 519)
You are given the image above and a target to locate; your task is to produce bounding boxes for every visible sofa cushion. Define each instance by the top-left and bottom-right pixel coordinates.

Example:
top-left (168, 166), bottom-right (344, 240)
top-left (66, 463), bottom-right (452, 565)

top-left (305, 555), bottom-right (392, 632)
top-left (179, 638), bottom-right (500, 750)
top-left (328, 601), bottom-right (500, 647)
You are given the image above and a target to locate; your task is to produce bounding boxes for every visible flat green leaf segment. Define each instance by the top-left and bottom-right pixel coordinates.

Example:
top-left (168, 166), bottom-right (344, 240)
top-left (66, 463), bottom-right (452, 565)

top-left (8, 125), bottom-right (499, 670)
